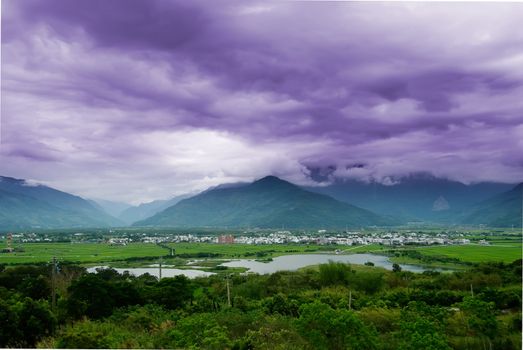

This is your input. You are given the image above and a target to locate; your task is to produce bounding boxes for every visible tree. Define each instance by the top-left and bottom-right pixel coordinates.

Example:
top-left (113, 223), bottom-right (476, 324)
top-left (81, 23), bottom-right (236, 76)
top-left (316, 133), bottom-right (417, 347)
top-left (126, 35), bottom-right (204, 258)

top-left (318, 261), bottom-right (352, 286)
top-left (392, 263), bottom-right (402, 273)
top-left (459, 296), bottom-right (498, 345)
top-left (263, 293), bottom-right (299, 317)
top-left (165, 313), bottom-right (231, 350)
top-left (244, 315), bottom-right (308, 350)
top-left (146, 276), bottom-right (193, 310)
top-left (0, 291), bottom-right (56, 348)
top-left (296, 300), bottom-right (379, 350)
top-left (398, 318), bottom-right (451, 350)
top-left (67, 274), bottom-right (116, 319)
top-left (0, 297), bottom-right (21, 347)
top-left (397, 302), bottom-right (451, 350)
top-left (15, 297), bottom-right (57, 347)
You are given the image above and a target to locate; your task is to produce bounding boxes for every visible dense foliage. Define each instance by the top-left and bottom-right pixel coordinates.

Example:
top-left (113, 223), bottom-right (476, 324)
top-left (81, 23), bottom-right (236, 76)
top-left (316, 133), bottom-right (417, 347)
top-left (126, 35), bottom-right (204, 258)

top-left (0, 259), bottom-right (521, 349)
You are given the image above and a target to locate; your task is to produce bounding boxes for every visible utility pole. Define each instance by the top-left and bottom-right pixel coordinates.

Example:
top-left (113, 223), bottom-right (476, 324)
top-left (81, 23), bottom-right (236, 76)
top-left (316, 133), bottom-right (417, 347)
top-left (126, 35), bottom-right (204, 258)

top-left (51, 256), bottom-right (57, 310)
top-left (226, 274), bottom-right (231, 307)
top-left (159, 256), bottom-right (162, 280)
top-left (470, 284), bottom-right (474, 297)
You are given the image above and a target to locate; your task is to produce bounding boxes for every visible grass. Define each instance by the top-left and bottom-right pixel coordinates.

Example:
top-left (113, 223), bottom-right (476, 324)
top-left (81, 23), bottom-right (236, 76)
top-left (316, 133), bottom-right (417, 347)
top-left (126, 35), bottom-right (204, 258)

top-left (413, 243), bottom-right (522, 263)
top-left (339, 244), bottom-right (387, 253)
top-left (164, 242), bottom-right (338, 258)
top-left (300, 262), bottom-right (387, 273)
top-left (0, 242), bottom-right (340, 265)
top-left (1, 240), bottom-right (520, 267)
top-left (0, 243), bottom-right (169, 265)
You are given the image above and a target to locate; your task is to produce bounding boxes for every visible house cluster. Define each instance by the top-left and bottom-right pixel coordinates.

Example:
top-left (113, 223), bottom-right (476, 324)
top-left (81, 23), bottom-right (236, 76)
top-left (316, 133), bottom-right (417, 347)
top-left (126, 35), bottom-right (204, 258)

top-left (0, 230), bottom-right (481, 247)
top-left (233, 232), bottom-right (471, 246)
top-left (141, 234), bottom-right (217, 244)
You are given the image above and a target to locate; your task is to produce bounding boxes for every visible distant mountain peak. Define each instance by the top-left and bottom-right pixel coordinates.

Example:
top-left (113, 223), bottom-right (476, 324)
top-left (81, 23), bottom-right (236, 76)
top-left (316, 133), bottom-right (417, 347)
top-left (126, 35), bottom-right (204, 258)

top-left (432, 195), bottom-right (450, 211)
top-left (0, 176), bottom-right (45, 188)
top-left (134, 175), bottom-right (394, 228)
top-left (0, 176), bottom-right (23, 183)
top-left (249, 176), bottom-right (298, 191)
top-left (252, 175), bottom-right (294, 186)
top-left (255, 175), bottom-right (283, 182)
top-left (0, 174), bottom-right (123, 229)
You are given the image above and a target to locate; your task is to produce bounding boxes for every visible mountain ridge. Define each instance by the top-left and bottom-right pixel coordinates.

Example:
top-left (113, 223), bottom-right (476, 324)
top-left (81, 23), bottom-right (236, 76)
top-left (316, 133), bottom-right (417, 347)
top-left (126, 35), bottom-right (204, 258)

top-left (304, 174), bottom-right (515, 223)
top-left (134, 176), bottom-right (397, 228)
top-left (0, 176), bottom-right (123, 229)
top-left (118, 194), bottom-right (191, 225)
top-left (459, 183), bottom-right (522, 227)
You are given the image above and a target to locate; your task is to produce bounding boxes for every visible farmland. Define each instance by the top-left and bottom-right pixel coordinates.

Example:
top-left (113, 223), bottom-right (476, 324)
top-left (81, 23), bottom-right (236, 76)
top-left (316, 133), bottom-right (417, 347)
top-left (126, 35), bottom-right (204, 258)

top-left (0, 239), bottom-right (520, 267)
top-left (0, 242), bottom-right (338, 265)
top-left (412, 242), bottom-right (522, 263)
top-left (0, 242), bottom-right (168, 265)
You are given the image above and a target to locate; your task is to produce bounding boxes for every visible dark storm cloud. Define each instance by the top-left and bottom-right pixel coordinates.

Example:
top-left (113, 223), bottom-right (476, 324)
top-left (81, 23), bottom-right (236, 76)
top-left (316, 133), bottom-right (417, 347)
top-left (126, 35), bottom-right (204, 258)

top-left (2, 0), bottom-right (522, 201)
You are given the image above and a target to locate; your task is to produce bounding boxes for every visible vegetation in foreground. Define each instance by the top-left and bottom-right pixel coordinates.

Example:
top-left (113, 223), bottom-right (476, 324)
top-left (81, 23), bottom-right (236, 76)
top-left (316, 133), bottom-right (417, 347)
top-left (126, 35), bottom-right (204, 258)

top-left (0, 258), bottom-right (521, 349)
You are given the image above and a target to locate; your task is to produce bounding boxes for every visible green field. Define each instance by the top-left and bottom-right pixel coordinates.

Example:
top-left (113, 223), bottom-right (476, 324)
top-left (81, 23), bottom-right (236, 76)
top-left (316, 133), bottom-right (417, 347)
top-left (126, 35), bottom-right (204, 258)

top-left (1, 241), bottom-right (520, 266)
top-left (0, 242), bottom-right (339, 265)
top-left (165, 242), bottom-right (337, 257)
top-left (414, 243), bottom-right (522, 263)
top-left (0, 243), bottom-right (168, 264)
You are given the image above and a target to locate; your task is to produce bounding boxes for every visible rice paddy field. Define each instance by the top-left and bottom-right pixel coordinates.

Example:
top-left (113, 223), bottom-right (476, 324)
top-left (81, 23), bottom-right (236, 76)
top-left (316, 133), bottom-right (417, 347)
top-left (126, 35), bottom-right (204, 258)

top-left (413, 242), bottom-right (522, 263)
top-left (164, 242), bottom-right (338, 257)
top-left (0, 243), bottom-right (168, 264)
top-left (0, 240), bottom-right (520, 266)
top-left (0, 242), bottom-right (336, 265)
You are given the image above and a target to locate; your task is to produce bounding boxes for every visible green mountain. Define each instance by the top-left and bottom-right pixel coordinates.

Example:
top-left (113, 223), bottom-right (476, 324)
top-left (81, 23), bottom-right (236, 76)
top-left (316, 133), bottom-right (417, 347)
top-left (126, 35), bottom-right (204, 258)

top-left (0, 176), bottom-right (123, 229)
top-left (460, 183), bottom-right (522, 227)
top-left (305, 173), bottom-right (514, 224)
top-left (134, 176), bottom-right (396, 228)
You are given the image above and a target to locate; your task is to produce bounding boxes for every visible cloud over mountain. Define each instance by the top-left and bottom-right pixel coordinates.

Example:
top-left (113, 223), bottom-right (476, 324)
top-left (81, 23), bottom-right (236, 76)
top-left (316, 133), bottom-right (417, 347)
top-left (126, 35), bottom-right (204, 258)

top-left (2, 1), bottom-right (522, 202)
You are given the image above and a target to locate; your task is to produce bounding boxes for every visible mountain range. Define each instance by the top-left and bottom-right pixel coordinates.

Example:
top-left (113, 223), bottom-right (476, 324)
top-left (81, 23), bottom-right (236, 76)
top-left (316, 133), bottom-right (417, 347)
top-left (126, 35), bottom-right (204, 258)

top-left (134, 176), bottom-right (396, 228)
top-left (89, 199), bottom-right (132, 219)
top-left (305, 174), bottom-right (515, 223)
top-left (0, 174), bottom-right (520, 229)
top-left (0, 176), bottom-right (122, 229)
top-left (117, 195), bottom-right (191, 225)
top-left (459, 183), bottom-right (522, 227)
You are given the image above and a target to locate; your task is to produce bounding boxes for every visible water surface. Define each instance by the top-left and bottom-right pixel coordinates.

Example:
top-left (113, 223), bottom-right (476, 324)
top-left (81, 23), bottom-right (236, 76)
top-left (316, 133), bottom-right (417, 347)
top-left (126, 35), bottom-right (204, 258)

top-left (87, 266), bottom-right (214, 278)
top-left (220, 253), bottom-right (435, 274)
top-left (87, 253), bottom-right (442, 278)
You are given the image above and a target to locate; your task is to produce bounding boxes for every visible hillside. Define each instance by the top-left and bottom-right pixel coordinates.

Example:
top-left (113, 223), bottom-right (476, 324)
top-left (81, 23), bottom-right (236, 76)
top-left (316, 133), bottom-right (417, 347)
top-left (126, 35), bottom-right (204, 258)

top-left (460, 183), bottom-right (522, 227)
top-left (134, 176), bottom-right (396, 228)
top-left (91, 199), bottom-right (132, 218)
top-left (305, 174), bottom-right (514, 223)
top-left (118, 194), bottom-right (191, 225)
top-left (0, 176), bottom-right (122, 229)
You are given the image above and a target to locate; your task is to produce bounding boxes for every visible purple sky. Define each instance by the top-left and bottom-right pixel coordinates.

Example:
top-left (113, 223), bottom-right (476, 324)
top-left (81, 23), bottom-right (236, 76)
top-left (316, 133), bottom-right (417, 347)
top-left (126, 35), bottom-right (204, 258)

top-left (2, 1), bottom-right (523, 204)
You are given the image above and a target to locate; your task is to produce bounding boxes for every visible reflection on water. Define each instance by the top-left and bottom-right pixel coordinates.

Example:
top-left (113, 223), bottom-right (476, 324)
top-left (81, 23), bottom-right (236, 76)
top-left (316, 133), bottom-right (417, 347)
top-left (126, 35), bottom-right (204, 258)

top-left (87, 266), bottom-right (214, 279)
top-left (220, 253), bottom-right (438, 274)
top-left (87, 253), bottom-right (444, 279)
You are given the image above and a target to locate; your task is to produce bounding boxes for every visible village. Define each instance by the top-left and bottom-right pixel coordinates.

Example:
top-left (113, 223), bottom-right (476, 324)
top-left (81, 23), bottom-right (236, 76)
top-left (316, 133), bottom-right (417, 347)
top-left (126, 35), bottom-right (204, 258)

top-left (1, 229), bottom-right (486, 250)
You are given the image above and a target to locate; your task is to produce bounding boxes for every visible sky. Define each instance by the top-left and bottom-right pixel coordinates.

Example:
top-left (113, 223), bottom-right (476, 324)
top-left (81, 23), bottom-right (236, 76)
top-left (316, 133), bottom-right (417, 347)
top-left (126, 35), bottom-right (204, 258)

top-left (1, 0), bottom-right (523, 204)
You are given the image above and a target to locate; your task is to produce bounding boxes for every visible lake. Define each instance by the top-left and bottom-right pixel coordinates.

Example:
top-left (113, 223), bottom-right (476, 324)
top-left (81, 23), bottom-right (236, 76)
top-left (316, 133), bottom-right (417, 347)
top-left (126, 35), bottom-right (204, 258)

top-left (220, 253), bottom-right (436, 273)
top-left (88, 253), bottom-right (440, 279)
top-left (86, 266), bottom-right (215, 278)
